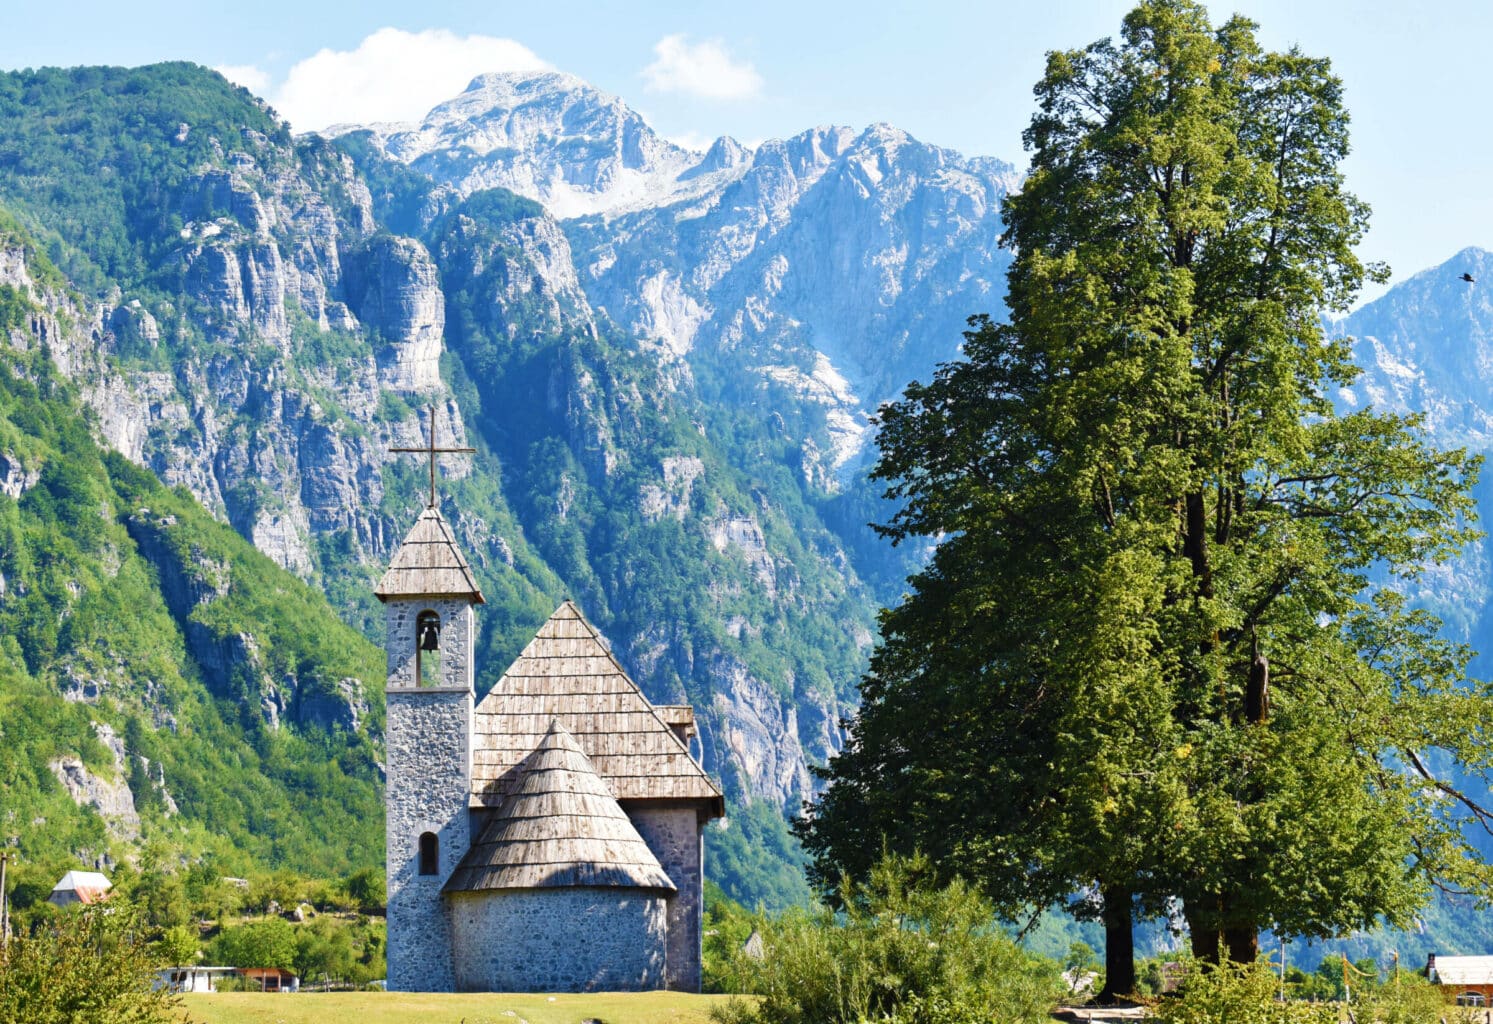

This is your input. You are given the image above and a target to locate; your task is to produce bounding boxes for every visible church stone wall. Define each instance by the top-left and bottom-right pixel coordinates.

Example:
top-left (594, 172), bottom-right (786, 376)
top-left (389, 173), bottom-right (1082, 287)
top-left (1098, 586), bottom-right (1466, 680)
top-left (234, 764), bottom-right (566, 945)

top-left (449, 888), bottom-right (669, 992)
top-left (629, 804), bottom-right (704, 991)
top-left (385, 596), bottom-right (474, 993)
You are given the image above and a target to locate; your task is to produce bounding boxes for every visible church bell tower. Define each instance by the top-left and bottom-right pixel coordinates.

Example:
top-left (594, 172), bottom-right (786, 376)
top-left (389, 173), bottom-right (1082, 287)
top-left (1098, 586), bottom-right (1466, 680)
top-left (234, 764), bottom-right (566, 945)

top-left (377, 409), bottom-right (482, 992)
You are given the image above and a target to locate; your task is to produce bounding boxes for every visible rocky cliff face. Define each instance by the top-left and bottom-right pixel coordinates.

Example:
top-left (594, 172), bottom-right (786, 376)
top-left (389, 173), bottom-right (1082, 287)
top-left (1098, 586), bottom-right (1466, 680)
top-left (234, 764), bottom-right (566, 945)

top-left (0, 127), bottom-right (475, 584)
top-left (347, 72), bottom-right (1019, 492)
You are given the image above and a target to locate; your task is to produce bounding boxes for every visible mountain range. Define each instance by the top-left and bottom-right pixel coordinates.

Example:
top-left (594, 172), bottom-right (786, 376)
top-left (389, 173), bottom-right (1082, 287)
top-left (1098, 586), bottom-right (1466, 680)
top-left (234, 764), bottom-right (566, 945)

top-left (1, 61), bottom-right (1491, 954)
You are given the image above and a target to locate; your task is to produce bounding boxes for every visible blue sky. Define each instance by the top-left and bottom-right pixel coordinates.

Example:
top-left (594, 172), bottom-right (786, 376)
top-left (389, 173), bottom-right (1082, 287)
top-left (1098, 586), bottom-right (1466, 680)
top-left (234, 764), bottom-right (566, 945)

top-left (0, 1), bottom-right (1484, 299)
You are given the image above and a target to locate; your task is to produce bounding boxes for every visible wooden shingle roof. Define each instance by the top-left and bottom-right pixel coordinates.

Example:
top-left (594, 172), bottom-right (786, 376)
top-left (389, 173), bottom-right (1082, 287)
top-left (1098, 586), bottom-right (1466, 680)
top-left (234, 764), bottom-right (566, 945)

top-left (374, 507), bottom-right (485, 604)
top-left (471, 601), bottom-right (723, 814)
top-left (445, 720), bottom-right (677, 894)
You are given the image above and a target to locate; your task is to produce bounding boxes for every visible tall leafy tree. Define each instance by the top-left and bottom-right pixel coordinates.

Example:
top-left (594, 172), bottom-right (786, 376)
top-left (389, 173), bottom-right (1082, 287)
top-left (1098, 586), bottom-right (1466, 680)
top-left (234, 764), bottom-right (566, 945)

top-left (800, 0), bottom-right (1493, 994)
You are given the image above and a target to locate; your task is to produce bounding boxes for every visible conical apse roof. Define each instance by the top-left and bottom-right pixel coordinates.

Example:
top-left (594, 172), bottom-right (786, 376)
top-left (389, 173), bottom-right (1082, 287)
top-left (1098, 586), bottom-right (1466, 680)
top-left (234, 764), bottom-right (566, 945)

top-left (375, 507), bottom-right (484, 603)
top-left (445, 719), bottom-right (677, 894)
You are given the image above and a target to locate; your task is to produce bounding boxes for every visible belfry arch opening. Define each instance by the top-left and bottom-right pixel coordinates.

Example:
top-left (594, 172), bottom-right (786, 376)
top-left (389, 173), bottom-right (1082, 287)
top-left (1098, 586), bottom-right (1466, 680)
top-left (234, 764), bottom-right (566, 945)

top-left (416, 610), bottom-right (441, 686)
top-left (418, 831), bottom-right (438, 875)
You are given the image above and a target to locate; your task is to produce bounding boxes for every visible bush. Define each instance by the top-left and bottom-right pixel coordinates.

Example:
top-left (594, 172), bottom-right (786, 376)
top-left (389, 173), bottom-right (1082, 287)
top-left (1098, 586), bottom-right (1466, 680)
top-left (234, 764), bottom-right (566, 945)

top-left (1357, 974), bottom-right (1464, 1024)
top-left (711, 852), bottom-right (1060, 1024)
top-left (0, 900), bottom-right (184, 1024)
top-left (1157, 961), bottom-right (1336, 1024)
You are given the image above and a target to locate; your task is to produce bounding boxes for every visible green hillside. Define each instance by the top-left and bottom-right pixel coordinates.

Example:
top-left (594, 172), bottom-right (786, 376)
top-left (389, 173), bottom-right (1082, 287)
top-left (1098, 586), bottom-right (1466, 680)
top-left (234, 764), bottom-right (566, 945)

top-left (0, 233), bottom-right (384, 889)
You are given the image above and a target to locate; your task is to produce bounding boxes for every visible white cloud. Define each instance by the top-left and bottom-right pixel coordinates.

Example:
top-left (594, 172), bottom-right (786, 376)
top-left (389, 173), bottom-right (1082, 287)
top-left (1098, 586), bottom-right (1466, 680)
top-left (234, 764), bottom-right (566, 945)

top-left (266, 28), bottom-right (550, 131)
top-left (642, 35), bottom-right (763, 101)
top-left (214, 63), bottom-right (272, 97)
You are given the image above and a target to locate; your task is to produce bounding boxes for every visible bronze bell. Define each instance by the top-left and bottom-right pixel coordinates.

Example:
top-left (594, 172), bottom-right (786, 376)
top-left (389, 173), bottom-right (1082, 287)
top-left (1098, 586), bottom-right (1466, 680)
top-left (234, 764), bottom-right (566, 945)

top-left (418, 621), bottom-right (440, 652)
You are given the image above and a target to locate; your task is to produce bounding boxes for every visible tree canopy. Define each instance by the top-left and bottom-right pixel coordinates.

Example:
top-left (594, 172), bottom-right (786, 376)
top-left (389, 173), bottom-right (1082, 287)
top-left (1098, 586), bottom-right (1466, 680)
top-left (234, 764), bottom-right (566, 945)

top-left (799, 0), bottom-right (1493, 995)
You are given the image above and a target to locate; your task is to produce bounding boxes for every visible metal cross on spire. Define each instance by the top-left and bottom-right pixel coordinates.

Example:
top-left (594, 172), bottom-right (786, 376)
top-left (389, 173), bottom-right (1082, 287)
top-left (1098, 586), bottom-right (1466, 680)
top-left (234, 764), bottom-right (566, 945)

top-left (390, 404), bottom-right (475, 508)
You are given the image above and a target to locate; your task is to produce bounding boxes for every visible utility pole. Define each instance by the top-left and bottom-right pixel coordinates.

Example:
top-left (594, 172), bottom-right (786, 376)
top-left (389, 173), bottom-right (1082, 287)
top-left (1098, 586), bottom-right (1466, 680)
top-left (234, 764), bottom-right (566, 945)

top-left (1279, 936), bottom-right (1287, 1001)
top-left (1, 851), bottom-right (10, 954)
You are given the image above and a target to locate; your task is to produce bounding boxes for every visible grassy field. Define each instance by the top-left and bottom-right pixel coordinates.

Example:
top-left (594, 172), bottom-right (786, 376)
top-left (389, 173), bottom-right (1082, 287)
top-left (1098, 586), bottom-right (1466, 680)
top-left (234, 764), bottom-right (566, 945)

top-left (182, 990), bottom-right (741, 1024)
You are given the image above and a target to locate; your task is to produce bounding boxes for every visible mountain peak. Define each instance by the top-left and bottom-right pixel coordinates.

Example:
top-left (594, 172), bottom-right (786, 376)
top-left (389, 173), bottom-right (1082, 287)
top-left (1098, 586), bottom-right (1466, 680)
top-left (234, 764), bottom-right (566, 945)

top-left (462, 68), bottom-right (587, 94)
top-left (331, 70), bottom-right (1017, 223)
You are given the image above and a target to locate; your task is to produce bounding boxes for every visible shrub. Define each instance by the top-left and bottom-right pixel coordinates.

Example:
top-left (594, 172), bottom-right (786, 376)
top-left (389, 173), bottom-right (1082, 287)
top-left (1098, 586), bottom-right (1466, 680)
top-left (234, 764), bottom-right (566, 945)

top-left (0, 899), bottom-right (185, 1024)
top-left (712, 852), bottom-right (1061, 1024)
top-left (1357, 974), bottom-right (1466, 1024)
top-left (1157, 961), bottom-right (1336, 1024)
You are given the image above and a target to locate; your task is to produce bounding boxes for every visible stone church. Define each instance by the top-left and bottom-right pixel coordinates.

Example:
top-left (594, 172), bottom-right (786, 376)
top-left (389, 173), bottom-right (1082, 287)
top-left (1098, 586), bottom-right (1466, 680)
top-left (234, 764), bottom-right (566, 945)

top-left (377, 504), bottom-right (724, 993)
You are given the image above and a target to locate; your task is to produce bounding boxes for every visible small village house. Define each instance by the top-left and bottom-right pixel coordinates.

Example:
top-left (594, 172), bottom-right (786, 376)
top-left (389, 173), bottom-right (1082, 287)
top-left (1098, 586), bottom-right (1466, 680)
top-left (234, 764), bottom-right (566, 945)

top-left (46, 870), bottom-right (110, 907)
top-left (234, 967), bottom-right (299, 992)
top-left (152, 967), bottom-right (235, 994)
top-left (1427, 954), bottom-right (1493, 1007)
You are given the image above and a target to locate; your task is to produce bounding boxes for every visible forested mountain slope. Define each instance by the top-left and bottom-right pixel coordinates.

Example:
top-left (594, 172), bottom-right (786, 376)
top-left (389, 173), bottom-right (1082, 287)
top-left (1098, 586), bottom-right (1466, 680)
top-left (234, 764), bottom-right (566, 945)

top-left (0, 220), bottom-right (384, 884)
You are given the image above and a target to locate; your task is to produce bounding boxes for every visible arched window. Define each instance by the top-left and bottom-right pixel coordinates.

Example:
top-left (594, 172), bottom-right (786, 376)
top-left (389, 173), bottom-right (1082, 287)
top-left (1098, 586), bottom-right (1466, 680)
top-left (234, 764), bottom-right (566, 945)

top-left (416, 610), bottom-right (441, 687)
top-left (1457, 992), bottom-right (1486, 1008)
top-left (418, 831), bottom-right (439, 875)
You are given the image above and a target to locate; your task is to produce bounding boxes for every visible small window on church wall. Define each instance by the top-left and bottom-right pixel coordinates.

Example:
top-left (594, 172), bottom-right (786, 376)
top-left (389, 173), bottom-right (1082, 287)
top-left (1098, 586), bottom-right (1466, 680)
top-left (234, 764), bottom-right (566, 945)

top-left (418, 831), bottom-right (439, 875)
top-left (416, 610), bottom-right (441, 687)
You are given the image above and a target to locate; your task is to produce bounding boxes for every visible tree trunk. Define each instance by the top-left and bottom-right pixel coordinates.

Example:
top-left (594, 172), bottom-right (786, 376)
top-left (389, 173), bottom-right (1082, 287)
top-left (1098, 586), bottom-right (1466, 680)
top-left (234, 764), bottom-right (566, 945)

top-left (1246, 649), bottom-right (1269, 723)
top-left (1186, 902), bottom-right (1222, 965)
top-left (1098, 886), bottom-right (1136, 1002)
top-left (1225, 926), bottom-right (1259, 965)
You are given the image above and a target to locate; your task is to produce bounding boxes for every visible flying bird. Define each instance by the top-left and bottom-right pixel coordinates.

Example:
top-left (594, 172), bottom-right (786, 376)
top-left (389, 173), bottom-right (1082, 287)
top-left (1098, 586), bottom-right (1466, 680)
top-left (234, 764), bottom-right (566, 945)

top-left (1460, 272), bottom-right (1476, 283)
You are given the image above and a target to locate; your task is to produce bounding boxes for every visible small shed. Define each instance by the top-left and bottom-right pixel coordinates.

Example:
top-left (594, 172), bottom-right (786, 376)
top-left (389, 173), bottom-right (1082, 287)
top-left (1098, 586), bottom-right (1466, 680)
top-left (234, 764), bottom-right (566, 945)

top-left (235, 967), bottom-right (299, 992)
top-left (1427, 954), bottom-right (1493, 1007)
top-left (47, 870), bottom-right (111, 907)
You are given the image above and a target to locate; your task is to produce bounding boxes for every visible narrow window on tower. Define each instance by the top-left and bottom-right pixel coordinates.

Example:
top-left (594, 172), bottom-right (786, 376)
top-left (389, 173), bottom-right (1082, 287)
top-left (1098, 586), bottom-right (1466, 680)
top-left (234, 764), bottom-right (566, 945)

top-left (418, 831), bottom-right (439, 875)
top-left (416, 610), bottom-right (441, 686)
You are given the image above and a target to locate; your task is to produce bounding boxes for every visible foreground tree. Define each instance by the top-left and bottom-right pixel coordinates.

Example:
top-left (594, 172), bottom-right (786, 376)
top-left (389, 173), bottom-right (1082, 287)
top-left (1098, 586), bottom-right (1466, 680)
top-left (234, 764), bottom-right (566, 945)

top-left (0, 900), bottom-right (184, 1024)
top-left (800, 0), bottom-right (1493, 995)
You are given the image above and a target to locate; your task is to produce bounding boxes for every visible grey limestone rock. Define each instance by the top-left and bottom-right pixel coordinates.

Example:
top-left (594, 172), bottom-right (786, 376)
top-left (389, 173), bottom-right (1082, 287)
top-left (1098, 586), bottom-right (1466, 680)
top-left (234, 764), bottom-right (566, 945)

top-left (342, 235), bottom-right (446, 393)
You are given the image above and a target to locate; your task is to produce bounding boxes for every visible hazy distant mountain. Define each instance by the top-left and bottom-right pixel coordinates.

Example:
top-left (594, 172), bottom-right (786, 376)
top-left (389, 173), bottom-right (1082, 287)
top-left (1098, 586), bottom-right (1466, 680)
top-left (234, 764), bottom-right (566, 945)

top-left (1333, 248), bottom-right (1493, 668)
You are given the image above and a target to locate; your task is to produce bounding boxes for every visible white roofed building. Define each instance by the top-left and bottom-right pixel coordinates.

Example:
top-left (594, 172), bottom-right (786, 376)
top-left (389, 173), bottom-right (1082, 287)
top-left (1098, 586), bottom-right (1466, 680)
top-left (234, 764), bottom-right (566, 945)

top-left (47, 870), bottom-right (111, 907)
top-left (1427, 953), bottom-right (1493, 1007)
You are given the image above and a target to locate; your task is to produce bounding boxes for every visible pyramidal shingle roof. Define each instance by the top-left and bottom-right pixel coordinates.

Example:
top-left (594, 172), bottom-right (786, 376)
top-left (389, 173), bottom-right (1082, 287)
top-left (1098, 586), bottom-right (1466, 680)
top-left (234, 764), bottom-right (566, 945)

top-left (472, 601), bottom-right (723, 813)
top-left (445, 720), bottom-right (677, 894)
top-left (375, 507), bottom-right (485, 604)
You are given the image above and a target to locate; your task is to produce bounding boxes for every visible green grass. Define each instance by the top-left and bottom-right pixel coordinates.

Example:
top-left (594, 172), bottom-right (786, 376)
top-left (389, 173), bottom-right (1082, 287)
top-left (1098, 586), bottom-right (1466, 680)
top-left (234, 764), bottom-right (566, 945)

top-left (182, 990), bottom-right (744, 1024)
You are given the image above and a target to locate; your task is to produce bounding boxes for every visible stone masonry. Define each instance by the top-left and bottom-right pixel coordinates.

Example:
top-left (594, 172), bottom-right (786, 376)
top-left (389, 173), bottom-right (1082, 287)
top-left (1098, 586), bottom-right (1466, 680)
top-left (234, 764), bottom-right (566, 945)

top-left (385, 596), bottom-right (474, 992)
top-left (629, 805), bottom-right (705, 991)
top-left (385, 598), bottom-right (475, 691)
top-left (448, 888), bottom-right (669, 992)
